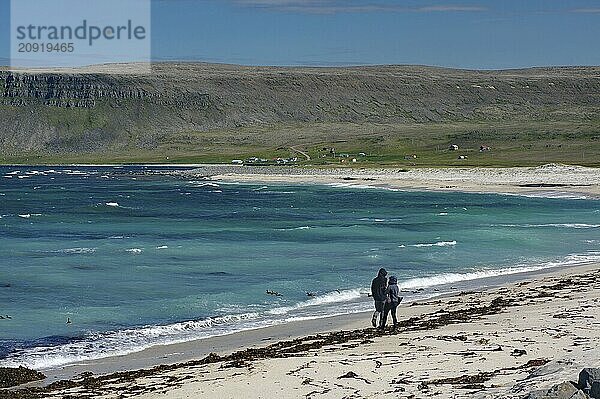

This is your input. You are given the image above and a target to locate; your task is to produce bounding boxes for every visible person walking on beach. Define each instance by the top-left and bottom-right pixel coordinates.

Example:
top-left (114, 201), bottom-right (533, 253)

top-left (371, 268), bottom-right (387, 327)
top-left (380, 275), bottom-right (402, 330)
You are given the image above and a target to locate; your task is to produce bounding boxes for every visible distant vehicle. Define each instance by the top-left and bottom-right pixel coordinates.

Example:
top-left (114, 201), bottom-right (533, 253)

top-left (231, 160), bottom-right (243, 164)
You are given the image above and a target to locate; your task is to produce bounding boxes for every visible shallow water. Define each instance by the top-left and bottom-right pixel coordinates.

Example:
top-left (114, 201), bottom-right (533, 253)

top-left (1, 166), bottom-right (599, 369)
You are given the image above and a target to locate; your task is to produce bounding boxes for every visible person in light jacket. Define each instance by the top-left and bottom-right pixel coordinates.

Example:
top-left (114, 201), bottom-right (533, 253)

top-left (380, 275), bottom-right (402, 330)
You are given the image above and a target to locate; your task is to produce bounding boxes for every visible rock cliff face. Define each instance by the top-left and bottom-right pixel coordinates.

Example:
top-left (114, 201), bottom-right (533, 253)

top-left (0, 72), bottom-right (210, 108)
top-left (0, 63), bottom-right (599, 155)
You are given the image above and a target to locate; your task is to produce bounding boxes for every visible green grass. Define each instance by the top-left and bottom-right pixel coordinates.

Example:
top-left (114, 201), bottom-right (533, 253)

top-left (1, 120), bottom-right (599, 167)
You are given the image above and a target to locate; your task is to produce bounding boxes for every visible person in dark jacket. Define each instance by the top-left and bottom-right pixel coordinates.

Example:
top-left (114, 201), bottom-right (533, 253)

top-left (370, 268), bottom-right (387, 327)
top-left (380, 275), bottom-right (402, 330)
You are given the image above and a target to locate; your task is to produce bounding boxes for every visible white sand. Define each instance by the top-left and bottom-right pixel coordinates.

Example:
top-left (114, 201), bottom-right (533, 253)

top-left (192, 163), bottom-right (600, 199)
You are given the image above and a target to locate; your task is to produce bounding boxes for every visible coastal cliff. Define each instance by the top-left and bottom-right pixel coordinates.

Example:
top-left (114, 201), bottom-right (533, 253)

top-left (0, 63), bottom-right (599, 164)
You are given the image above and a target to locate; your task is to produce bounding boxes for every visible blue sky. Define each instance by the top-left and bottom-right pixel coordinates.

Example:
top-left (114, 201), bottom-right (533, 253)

top-left (1, 0), bottom-right (600, 69)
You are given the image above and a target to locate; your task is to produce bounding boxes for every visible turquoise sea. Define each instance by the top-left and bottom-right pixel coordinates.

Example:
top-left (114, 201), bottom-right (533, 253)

top-left (1, 166), bottom-right (599, 370)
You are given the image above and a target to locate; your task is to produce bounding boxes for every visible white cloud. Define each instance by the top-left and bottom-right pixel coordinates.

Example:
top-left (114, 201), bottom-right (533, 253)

top-left (232, 0), bottom-right (486, 14)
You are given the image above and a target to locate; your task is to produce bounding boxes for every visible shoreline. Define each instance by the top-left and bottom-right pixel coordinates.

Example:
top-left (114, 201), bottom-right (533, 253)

top-left (11, 254), bottom-right (596, 381)
top-left (2, 163), bottom-right (599, 198)
top-left (183, 164), bottom-right (600, 199)
top-left (9, 261), bottom-right (600, 398)
top-left (36, 261), bottom-right (600, 381)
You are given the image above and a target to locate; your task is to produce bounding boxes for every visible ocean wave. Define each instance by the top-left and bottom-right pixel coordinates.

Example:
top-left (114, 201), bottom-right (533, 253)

top-left (126, 248), bottom-right (143, 254)
top-left (3, 250), bottom-right (599, 371)
top-left (398, 251), bottom-right (600, 290)
top-left (18, 214), bottom-right (42, 219)
top-left (411, 240), bottom-right (457, 248)
top-left (53, 248), bottom-right (96, 255)
top-left (267, 289), bottom-right (364, 315)
top-left (276, 226), bottom-right (312, 231)
top-left (65, 170), bottom-right (90, 176)
top-left (191, 182), bottom-right (220, 188)
top-left (327, 182), bottom-right (401, 192)
top-left (496, 223), bottom-right (600, 229)
top-left (359, 217), bottom-right (401, 222)
top-left (498, 192), bottom-right (589, 200)
top-left (0, 312), bottom-right (264, 370)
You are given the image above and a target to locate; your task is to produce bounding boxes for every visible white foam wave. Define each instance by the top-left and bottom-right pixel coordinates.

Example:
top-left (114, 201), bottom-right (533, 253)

top-left (105, 202), bottom-right (120, 207)
top-left (328, 182), bottom-right (401, 192)
top-left (18, 214), bottom-right (41, 219)
top-left (156, 246), bottom-right (169, 250)
top-left (399, 251), bottom-right (600, 290)
top-left (54, 248), bottom-right (96, 255)
top-left (498, 192), bottom-right (589, 200)
top-left (0, 312), bottom-right (264, 370)
top-left (190, 182), bottom-right (220, 188)
top-left (126, 248), bottom-right (143, 254)
top-left (497, 223), bottom-right (600, 229)
top-left (268, 289), bottom-right (363, 315)
top-left (276, 226), bottom-right (312, 231)
top-left (411, 240), bottom-right (457, 248)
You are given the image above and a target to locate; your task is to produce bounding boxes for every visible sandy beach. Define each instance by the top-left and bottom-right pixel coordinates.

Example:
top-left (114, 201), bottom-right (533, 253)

top-left (4, 262), bottom-right (597, 398)
top-left (179, 163), bottom-right (600, 199)
top-left (2, 164), bottom-right (599, 399)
